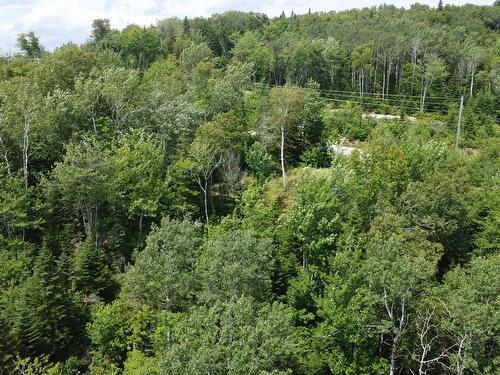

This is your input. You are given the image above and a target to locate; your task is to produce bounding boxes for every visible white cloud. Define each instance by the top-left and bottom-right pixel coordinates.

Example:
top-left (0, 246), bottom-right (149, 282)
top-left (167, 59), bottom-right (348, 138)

top-left (0, 0), bottom-right (493, 54)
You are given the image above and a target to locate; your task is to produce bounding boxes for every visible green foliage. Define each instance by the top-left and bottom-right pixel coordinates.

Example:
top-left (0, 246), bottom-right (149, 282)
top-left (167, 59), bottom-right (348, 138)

top-left (245, 142), bottom-right (277, 181)
top-left (198, 228), bottom-right (274, 303)
top-left (323, 105), bottom-right (370, 141)
top-left (91, 19), bottom-right (111, 44)
top-left (72, 240), bottom-right (114, 300)
top-left (160, 296), bottom-right (296, 375)
top-left (232, 31), bottom-right (270, 81)
top-left (9, 246), bottom-right (83, 361)
top-left (111, 130), bottom-right (167, 241)
top-left (435, 254), bottom-right (500, 374)
top-left (121, 217), bottom-right (202, 311)
top-left (0, 5), bottom-right (498, 374)
top-left (123, 350), bottom-right (160, 375)
top-left (207, 62), bottom-right (253, 115)
top-left (49, 137), bottom-right (112, 241)
top-left (282, 169), bottom-right (344, 271)
top-left (120, 26), bottom-right (161, 69)
top-left (87, 300), bottom-right (132, 369)
top-left (17, 32), bottom-right (43, 59)
top-left (179, 42), bottom-right (213, 71)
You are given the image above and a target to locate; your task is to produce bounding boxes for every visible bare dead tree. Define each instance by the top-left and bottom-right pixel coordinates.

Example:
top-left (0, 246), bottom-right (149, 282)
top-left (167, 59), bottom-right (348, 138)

top-left (187, 142), bottom-right (223, 230)
top-left (438, 299), bottom-right (470, 375)
top-left (222, 150), bottom-right (244, 197)
top-left (411, 308), bottom-right (455, 375)
top-left (383, 288), bottom-right (409, 375)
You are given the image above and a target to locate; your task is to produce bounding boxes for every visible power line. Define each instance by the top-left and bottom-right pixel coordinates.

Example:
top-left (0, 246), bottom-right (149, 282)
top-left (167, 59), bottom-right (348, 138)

top-left (252, 82), bottom-right (451, 101)
top-left (313, 92), bottom-right (449, 109)
top-left (318, 97), bottom-right (448, 114)
top-left (317, 87), bottom-right (450, 102)
top-left (251, 82), bottom-right (451, 114)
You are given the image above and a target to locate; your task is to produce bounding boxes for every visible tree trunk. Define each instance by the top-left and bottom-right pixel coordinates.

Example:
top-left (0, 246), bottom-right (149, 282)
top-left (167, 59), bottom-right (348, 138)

top-left (420, 83), bottom-right (428, 112)
top-left (389, 335), bottom-right (399, 375)
top-left (418, 351), bottom-right (426, 375)
top-left (0, 135), bottom-right (11, 177)
top-left (91, 112), bottom-right (97, 135)
top-left (386, 60), bottom-right (392, 98)
top-left (200, 178), bottom-right (210, 230)
top-left (397, 60), bottom-right (403, 93)
top-left (95, 205), bottom-right (99, 247)
top-left (382, 58), bottom-right (386, 99)
top-left (139, 211), bottom-right (144, 239)
top-left (411, 56), bottom-right (417, 95)
top-left (280, 125), bottom-right (287, 188)
top-left (209, 173), bottom-right (215, 215)
top-left (456, 337), bottom-right (466, 375)
top-left (82, 206), bottom-right (92, 240)
top-left (469, 68), bottom-right (475, 98)
top-left (22, 121), bottom-right (30, 191)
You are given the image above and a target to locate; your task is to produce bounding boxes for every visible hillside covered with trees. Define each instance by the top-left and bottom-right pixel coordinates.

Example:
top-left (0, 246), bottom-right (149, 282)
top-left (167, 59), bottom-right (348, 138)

top-left (0, 3), bottom-right (499, 374)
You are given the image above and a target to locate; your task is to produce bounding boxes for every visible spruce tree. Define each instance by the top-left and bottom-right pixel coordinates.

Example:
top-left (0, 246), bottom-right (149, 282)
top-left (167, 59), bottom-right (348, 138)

top-left (183, 16), bottom-right (190, 35)
top-left (72, 241), bottom-right (114, 301)
top-left (11, 245), bottom-right (79, 361)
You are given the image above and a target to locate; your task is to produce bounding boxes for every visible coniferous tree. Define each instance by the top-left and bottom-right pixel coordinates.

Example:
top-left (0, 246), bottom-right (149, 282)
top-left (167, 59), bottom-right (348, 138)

top-left (10, 245), bottom-right (81, 361)
top-left (72, 240), bottom-right (115, 301)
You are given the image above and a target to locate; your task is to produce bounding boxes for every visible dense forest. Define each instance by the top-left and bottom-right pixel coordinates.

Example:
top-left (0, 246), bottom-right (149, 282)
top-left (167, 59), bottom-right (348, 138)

top-left (0, 2), bottom-right (499, 374)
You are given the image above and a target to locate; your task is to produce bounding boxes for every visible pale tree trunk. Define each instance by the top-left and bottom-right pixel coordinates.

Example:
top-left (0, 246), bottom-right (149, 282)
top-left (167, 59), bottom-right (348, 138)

top-left (197, 176), bottom-right (210, 230)
top-left (91, 108), bottom-right (98, 135)
top-left (469, 67), bottom-right (475, 98)
top-left (411, 62), bottom-right (417, 95)
top-left (389, 335), bottom-right (399, 375)
top-left (382, 58), bottom-right (386, 100)
top-left (458, 59), bottom-right (466, 85)
top-left (455, 336), bottom-right (467, 375)
top-left (363, 69), bottom-right (366, 97)
top-left (94, 205), bottom-right (99, 247)
top-left (22, 119), bottom-right (30, 191)
top-left (386, 60), bottom-right (392, 98)
top-left (82, 206), bottom-right (92, 240)
top-left (188, 152), bottom-right (222, 232)
top-left (359, 69), bottom-right (365, 98)
top-left (412, 309), bottom-right (451, 375)
top-left (384, 290), bottom-right (407, 375)
top-left (280, 125), bottom-right (286, 188)
top-left (410, 41), bottom-right (420, 95)
top-left (0, 135), bottom-right (12, 176)
top-left (420, 82), bottom-right (428, 112)
top-left (358, 70), bottom-right (362, 98)
top-left (209, 174), bottom-right (215, 215)
top-left (397, 60), bottom-right (403, 93)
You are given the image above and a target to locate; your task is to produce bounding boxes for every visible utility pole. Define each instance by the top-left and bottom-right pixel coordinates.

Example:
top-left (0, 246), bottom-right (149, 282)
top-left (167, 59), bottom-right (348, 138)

top-left (456, 95), bottom-right (463, 149)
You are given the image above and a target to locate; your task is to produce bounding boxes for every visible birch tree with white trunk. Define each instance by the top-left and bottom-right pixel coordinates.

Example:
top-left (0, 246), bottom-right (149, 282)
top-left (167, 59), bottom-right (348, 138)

top-left (262, 85), bottom-right (305, 188)
top-left (419, 54), bottom-right (447, 112)
top-left (466, 46), bottom-right (486, 97)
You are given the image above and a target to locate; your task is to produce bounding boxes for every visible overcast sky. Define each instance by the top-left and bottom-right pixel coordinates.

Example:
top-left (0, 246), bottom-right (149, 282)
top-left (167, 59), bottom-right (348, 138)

top-left (0, 0), bottom-right (493, 54)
